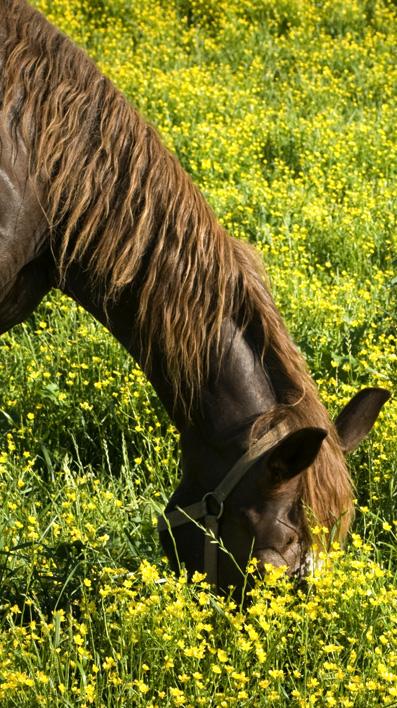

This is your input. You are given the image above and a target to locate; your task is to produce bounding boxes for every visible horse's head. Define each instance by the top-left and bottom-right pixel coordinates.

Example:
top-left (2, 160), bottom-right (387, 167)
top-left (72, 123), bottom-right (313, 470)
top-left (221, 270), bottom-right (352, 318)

top-left (215, 425), bottom-right (327, 583)
top-left (159, 387), bottom-right (389, 592)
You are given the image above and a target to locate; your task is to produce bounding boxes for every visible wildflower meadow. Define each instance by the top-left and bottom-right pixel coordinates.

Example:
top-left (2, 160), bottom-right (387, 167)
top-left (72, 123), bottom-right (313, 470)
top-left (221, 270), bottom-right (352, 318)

top-left (0, 0), bottom-right (396, 705)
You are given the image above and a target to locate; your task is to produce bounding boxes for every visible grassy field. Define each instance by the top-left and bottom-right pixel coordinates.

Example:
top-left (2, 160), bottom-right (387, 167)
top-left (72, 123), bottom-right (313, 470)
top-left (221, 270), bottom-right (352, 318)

top-left (0, 0), bottom-right (396, 705)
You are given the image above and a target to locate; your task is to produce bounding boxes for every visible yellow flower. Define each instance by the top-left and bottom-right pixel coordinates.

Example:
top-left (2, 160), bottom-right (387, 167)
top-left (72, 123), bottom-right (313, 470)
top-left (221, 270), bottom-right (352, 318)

top-left (169, 687), bottom-right (186, 705)
top-left (102, 656), bottom-right (115, 671)
top-left (217, 649), bottom-right (228, 663)
top-left (134, 679), bottom-right (149, 694)
top-left (269, 669), bottom-right (284, 681)
top-left (139, 560), bottom-right (160, 584)
top-left (323, 644), bottom-right (343, 653)
top-left (85, 683), bottom-right (96, 703)
top-left (36, 671), bottom-right (49, 684)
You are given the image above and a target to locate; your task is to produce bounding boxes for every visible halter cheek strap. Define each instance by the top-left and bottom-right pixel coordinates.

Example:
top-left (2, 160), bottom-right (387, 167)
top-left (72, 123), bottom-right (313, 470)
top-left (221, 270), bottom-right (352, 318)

top-left (157, 419), bottom-right (294, 586)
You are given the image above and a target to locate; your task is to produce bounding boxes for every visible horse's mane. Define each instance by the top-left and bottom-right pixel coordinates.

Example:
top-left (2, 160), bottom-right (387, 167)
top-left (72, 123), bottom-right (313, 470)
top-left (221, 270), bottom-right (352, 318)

top-left (0, 0), bottom-right (353, 541)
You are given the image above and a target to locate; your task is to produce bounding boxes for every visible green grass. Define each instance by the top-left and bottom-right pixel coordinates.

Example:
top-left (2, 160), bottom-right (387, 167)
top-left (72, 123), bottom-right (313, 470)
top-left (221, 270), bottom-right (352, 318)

top-left (0, 0), bottom-right (396, 705)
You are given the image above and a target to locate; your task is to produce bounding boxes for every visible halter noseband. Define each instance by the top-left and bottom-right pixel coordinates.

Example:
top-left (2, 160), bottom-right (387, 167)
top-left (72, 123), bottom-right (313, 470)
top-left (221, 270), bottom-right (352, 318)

top-left (157, 419), bottom-right (294, 586)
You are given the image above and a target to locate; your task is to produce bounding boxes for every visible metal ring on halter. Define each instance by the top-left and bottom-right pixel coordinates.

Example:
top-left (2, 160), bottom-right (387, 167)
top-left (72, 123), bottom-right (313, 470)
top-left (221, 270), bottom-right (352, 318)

top-left (202, 492), bottom-right (224, 520)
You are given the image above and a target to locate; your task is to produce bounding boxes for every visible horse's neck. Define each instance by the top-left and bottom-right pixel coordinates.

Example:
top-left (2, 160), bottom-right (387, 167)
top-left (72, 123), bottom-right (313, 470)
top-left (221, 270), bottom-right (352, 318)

top-left (197, 321), bottom-right (274, 437)
top-left (61, 269), bottom-right (275, 453)
top-left (177, 321), bottom-right (276, 498)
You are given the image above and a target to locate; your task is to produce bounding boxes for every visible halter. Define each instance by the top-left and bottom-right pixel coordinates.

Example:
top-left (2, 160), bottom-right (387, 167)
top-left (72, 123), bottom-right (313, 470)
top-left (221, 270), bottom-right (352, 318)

top-left (158, 419), bottom-right (294, 586)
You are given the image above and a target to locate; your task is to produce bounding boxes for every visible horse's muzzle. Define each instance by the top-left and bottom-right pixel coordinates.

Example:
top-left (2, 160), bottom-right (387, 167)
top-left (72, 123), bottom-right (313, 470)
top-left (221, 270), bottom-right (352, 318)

top-left (253, 547), bottom-right (304, 576)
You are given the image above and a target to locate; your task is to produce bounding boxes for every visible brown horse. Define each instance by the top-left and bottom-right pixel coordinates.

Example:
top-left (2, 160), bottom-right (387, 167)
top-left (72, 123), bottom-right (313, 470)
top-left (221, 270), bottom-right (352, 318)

top-left (0, 0), bottom-right (389, 591)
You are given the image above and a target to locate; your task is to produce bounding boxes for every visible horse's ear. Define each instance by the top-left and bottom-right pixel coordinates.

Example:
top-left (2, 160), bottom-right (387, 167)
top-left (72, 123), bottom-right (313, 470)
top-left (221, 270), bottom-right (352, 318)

top-left (266, 427), bottom-right (327, 481)
top-left (334, 387), bottom-right (390, 454)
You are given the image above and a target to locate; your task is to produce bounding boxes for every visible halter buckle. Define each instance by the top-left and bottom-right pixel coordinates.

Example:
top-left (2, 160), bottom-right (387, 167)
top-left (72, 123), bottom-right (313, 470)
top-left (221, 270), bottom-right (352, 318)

top-left (202, 492), bottom-right (224, 520)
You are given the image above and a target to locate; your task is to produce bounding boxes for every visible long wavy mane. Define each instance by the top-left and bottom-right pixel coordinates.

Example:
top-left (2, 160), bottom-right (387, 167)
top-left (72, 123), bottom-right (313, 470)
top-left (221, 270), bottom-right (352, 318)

top-left (0, 0), bottom-right (354, 541)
